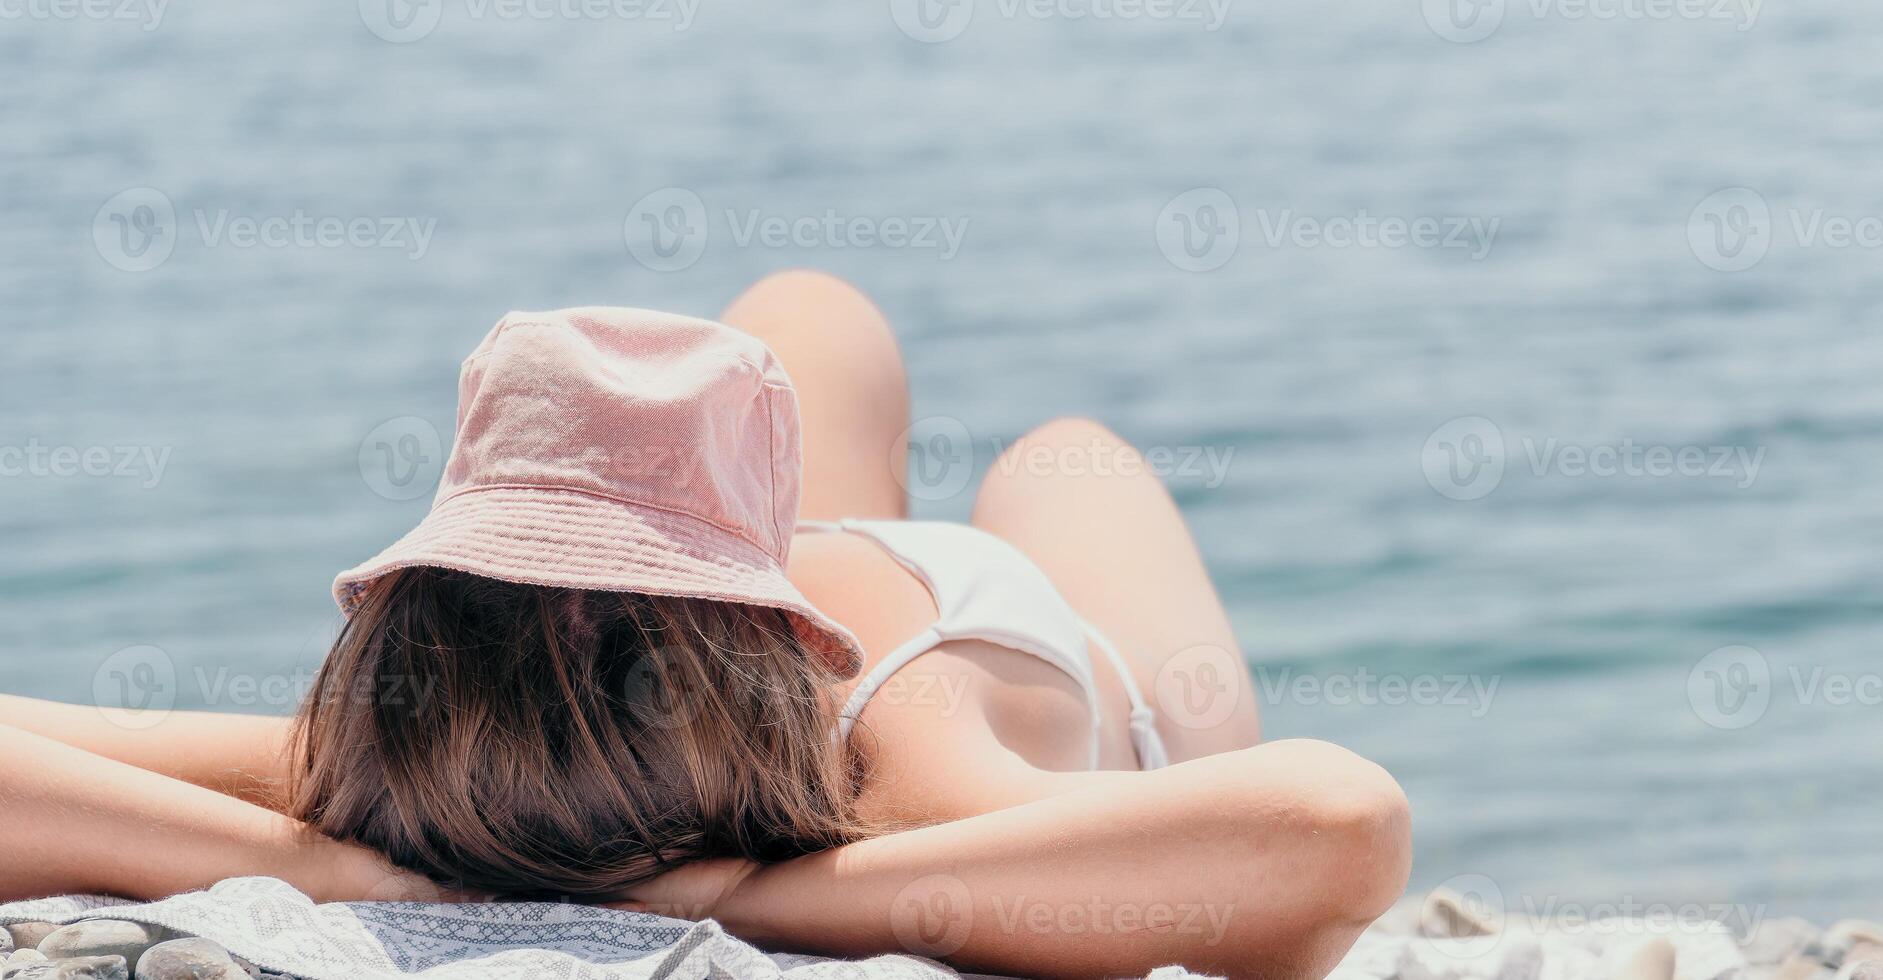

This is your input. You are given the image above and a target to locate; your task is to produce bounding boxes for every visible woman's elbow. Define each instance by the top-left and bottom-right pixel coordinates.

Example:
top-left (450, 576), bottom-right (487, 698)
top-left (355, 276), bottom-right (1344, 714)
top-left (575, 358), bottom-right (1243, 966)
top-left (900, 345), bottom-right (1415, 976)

top-left (1289, 740), bottom-right (1412, 924)
top-left (1208, 739), bottom-right (1412, 979)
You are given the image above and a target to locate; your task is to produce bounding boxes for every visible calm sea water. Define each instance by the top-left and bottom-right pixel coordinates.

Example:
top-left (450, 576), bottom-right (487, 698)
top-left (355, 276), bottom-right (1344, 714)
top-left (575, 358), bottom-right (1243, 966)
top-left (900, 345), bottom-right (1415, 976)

top-left (4, 1), bottom-right (1882, 924)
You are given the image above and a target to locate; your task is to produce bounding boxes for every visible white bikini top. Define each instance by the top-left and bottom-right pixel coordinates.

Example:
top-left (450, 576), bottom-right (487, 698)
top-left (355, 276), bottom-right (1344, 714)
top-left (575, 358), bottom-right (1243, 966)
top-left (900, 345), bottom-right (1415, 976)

top-left (799, 518), bottom-right (1169, 771)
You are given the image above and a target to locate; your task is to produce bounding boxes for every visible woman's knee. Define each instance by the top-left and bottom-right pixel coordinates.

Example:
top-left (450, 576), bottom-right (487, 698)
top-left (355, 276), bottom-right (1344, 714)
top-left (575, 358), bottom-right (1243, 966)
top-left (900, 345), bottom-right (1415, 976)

top-left (722, 269), bottom-right (906, 400)
top-left (974, 416), bottom-right (1151, 518)
top-left (725, 270), bottom-right (889, 338)
top-left (1017, 416), bottom-right (1134, 453)
top-left (733, 268), bottom-right (854, 304)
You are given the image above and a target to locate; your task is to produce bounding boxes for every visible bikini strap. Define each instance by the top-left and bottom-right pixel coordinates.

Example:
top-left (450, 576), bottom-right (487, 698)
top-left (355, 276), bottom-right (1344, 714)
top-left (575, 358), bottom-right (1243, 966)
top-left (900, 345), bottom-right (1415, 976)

top-left (833, 625), bottom-right (946, 744)
top-left (1079, 619), bottom-right (1171, 770)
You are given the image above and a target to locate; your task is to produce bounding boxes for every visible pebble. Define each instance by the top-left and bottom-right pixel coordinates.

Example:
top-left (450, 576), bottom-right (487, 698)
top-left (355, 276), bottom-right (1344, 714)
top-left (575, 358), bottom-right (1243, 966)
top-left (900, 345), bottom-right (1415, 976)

top-left (134, 939), bottom-right (246, 980)
top-left (1418, 888), bottom-right (1497, 938)
top-left (36, 924), bottom-right (165, 973)
top-left (1776, 951), bottom-right (1833, 980)
top-left (224, 954), bottom-right (289, 980)
top-left (1808, 921), bottom-right (1883, 970)
top-left (3, 927), bottom-right (57, 954)
top-left (3, 949), bottom-right (50, 979)
top-left (1615, 937), bottom-right (1677, 980)
top-left (1748, 919), bottom-right (1828, 967)
top-left (1847, 962), bottom-right (1883, 980)
top-left (3, 955), bottom-right (129, 979)
top-left (1496, 936), bottom-right (1545, 980)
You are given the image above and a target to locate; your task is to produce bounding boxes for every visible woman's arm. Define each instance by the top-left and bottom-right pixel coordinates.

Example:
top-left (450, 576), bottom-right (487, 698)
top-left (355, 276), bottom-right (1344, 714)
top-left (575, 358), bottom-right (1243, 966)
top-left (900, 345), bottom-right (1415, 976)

top-left (625, 739), bottom-right (1411, 980)
top-left (0, 695), bottom-right (294, 809)
top-left (0, 723), bottom-right (396, 904)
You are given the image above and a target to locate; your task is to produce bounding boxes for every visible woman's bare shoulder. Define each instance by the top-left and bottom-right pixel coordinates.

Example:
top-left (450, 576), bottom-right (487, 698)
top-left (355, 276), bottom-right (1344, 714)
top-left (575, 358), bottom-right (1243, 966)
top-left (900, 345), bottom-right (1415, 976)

top-left (787, 530), bottom-right (937, 666)
top-left (788, 532), bottom-right (1088, 820)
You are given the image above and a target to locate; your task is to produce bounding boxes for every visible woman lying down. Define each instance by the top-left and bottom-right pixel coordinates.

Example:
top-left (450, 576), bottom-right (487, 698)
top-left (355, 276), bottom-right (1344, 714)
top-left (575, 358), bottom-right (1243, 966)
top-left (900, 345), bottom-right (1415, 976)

top-left (0, 272), bottom-right (1410, 979)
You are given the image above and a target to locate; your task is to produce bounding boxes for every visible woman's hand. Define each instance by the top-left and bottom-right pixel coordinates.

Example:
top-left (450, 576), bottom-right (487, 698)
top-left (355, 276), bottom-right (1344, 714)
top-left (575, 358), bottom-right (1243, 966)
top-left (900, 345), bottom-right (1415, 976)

top-left (601, 857), bottom-right (761, 922)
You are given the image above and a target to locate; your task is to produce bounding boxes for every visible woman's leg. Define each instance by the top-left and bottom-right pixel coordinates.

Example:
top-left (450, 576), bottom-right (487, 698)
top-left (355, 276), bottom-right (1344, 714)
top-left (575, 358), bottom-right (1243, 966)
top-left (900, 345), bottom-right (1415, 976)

top-left (719, 270), bottom-right (910, 522)
top-left (970, 417), bottom-right (1262, 762)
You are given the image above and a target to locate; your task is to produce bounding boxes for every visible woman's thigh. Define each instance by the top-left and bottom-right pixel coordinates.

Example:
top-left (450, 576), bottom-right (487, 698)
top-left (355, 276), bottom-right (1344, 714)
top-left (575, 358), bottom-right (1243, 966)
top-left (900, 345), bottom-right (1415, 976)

top-left (970, 417), bottom-right (1261, 761)
top-left (718, 270), bottom-right (910, 522)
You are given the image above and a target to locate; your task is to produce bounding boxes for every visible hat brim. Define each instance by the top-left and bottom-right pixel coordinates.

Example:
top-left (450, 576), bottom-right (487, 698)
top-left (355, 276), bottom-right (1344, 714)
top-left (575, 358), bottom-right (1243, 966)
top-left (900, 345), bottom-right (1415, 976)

top-left (332, 486), bottom-right (864, 679)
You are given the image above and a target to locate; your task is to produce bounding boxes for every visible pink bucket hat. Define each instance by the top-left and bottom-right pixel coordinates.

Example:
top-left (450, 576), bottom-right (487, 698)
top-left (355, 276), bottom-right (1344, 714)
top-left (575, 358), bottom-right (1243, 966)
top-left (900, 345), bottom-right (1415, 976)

top-left (334, 306), bottom-right (865, 678)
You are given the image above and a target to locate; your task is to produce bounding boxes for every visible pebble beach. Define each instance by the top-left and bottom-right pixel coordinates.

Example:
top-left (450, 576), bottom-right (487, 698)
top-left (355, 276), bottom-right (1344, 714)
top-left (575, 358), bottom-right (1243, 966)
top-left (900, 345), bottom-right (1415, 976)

top-left (2, 921), bottom-right (289, 980)
top-left (6, 901), bottom-right (1883, 980)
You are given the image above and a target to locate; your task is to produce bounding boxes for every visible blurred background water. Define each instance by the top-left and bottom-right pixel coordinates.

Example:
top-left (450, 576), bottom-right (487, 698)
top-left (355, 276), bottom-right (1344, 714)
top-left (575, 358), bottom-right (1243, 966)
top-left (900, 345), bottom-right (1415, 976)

top-left (4, 0), bottom-right (1881, 925)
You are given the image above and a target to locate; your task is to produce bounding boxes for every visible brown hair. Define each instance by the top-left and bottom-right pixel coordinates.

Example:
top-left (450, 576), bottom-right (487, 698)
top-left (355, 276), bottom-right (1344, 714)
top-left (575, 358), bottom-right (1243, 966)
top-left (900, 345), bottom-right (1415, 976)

top-left (289, 567), bottom-right (869, 899)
